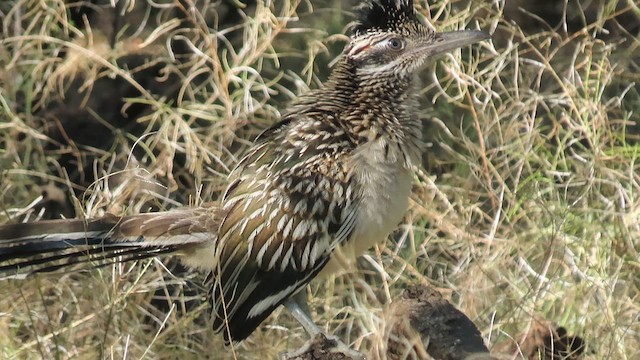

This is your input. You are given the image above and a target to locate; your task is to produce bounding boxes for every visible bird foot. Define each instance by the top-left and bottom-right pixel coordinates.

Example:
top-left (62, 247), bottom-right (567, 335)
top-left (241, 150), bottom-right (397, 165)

top-left (280, 333), bottom-right (365, 360)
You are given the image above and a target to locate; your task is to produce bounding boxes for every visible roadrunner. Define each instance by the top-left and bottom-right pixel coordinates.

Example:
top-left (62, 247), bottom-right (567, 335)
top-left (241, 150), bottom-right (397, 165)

top-left (0, 0), bottom-right (488, 347)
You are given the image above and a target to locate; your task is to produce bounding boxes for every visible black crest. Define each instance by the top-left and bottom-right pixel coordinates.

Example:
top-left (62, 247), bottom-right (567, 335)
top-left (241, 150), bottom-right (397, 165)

top-left (354, 0), bottom-right (419, 35)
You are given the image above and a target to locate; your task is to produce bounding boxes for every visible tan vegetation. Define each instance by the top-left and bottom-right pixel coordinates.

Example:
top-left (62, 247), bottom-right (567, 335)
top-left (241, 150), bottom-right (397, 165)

top-left (0, 0), bottom-right (638, 359)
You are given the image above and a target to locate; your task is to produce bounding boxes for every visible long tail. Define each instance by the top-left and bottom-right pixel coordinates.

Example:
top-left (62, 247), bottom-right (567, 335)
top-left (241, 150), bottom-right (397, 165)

top-left (0, 204), bottom-right (220, 278)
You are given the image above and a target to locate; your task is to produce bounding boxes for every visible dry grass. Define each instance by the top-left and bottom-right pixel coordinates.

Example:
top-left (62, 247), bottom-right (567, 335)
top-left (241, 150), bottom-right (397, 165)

top-left (0, 0), bottom-right (638, 359)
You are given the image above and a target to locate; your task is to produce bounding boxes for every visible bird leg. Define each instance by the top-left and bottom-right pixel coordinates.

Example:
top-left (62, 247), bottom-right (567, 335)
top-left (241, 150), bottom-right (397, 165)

top-left (284, 292), bottom-right (321, 336)
top-left (281, 292), bottom-right (365, 360)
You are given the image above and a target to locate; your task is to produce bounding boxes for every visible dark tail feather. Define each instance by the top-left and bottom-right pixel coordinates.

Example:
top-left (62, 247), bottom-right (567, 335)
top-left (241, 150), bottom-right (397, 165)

top-left (0, 207), bottom-right (219, 278)
top-left (0, 243), bottom-right (178, 279)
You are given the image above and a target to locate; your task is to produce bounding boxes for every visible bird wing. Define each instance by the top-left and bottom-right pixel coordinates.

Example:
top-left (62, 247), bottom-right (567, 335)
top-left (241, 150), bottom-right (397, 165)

top-left (210, 115), bottom-right (360, 342)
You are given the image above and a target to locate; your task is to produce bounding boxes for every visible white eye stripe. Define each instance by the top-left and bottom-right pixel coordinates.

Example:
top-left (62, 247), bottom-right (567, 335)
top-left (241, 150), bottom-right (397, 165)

top-left (348, 33), bottom-right (401, 59)
top-left (348, 41), bottom-right (373, 57)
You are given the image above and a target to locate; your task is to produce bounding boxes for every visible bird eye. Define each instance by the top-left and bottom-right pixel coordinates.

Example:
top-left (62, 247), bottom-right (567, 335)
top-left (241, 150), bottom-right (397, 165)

top-left (387, 37), bottom-right (404, 50)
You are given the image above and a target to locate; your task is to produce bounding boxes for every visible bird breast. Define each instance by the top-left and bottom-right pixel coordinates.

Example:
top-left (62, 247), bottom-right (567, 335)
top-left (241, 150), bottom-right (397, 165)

top-left (321, 136), bottom-right (414, 276)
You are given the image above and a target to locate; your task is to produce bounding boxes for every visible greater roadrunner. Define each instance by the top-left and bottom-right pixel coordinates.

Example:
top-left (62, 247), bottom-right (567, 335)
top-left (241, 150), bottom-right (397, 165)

top-left (0, 0), bottom-right (488, 347)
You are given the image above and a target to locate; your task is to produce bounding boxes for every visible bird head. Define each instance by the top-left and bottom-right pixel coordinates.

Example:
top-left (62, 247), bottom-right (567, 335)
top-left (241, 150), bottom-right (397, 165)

top-left (346, 0), bottom-right (488, 78)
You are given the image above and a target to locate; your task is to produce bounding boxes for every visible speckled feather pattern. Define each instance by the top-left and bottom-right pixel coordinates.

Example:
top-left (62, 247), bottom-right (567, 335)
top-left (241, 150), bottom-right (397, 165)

top-left (209, 0), bottom-right (430, 341)
top-left (0, 0), bottom-right (476, 344)
top-left (355, 0), bottom-right (417, 36)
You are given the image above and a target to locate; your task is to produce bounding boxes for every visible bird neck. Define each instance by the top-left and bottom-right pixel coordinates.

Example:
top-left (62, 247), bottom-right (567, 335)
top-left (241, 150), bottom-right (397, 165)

top-left (323, 58), bottom-right (424, 166)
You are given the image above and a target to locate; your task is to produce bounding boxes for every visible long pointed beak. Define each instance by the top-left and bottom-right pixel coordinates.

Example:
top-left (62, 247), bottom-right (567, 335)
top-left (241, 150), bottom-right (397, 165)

top-left (417, 30), bottom-right (490, 57)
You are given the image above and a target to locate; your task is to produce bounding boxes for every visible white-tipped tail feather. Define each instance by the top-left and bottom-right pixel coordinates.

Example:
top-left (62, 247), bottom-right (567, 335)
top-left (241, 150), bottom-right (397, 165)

top-left (0, 205), bottom-right (220, 278)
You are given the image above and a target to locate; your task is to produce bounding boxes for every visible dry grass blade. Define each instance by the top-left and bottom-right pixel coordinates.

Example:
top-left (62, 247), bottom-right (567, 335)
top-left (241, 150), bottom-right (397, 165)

top-left (0, 0), bottom-right (638, 359)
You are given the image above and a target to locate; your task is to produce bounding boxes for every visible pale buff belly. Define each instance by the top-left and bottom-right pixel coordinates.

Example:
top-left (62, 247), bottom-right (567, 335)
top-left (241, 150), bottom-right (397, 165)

top-left (319, 166), bottom-right (413, 277)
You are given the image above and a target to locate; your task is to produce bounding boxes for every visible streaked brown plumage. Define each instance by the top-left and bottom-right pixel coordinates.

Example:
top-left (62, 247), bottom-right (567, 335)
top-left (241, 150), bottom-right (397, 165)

top-left (0, 0), bottom-right (488, 346)
top-left (0, 206), bottom-right (220, 275)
